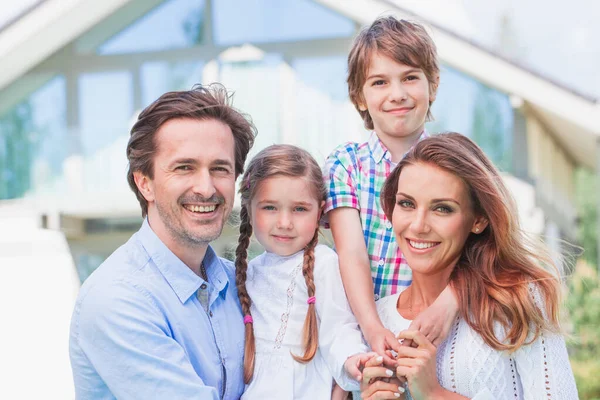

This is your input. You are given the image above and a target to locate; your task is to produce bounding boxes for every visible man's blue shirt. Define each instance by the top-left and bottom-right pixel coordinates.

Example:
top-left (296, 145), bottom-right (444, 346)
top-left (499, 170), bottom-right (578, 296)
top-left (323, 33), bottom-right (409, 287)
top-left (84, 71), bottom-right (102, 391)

top-left (69, 219), bottom-right (245, 399)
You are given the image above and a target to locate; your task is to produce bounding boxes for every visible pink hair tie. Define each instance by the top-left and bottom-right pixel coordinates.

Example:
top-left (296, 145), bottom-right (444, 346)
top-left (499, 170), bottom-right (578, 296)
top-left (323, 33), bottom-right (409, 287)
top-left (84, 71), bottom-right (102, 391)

top-left (243, 315), bottom-right (253, 324)
top-left (307, 296), bottom-right (316, 305)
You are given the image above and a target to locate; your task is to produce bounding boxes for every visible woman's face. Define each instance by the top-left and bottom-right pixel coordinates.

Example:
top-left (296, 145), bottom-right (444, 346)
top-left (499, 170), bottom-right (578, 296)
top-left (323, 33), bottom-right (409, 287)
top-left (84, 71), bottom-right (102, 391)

top-left (392, 162), bottom-right (485, 277)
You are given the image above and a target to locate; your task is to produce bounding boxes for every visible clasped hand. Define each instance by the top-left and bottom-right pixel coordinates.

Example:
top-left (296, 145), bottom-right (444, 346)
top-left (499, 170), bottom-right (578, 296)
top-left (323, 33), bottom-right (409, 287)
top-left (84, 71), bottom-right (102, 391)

top-left (360, 330), bottom-right (443, 400)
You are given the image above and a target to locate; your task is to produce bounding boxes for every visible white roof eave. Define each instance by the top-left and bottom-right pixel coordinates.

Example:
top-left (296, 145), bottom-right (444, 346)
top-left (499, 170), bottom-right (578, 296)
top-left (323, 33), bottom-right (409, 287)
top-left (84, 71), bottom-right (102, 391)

top-left (314, 0), bottom-right (600, 166)
top-left (0, 0), bottom-right (134, 92)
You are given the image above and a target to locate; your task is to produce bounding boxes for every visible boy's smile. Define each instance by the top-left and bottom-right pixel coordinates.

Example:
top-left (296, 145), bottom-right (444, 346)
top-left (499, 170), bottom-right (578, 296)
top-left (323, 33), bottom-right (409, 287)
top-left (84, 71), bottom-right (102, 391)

top-left (359, 52), bottom-right (435, 155)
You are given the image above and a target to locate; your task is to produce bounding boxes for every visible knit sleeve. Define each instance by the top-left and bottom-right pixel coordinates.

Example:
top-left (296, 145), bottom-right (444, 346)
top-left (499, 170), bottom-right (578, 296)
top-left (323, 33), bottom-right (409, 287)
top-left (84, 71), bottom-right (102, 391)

top-left (513, 285), bottom-right (578, 399)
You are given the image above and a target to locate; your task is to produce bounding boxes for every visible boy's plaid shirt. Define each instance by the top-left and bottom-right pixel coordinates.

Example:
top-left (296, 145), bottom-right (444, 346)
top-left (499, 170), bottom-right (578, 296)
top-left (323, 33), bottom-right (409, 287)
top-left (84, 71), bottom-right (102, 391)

top-left (324, 131), bottom-right (428, 299)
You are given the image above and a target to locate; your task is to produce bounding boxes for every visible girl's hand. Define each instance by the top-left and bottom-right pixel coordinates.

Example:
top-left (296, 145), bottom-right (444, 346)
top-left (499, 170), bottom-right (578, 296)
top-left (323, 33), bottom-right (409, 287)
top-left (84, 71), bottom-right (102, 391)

top-left (365, 325), bottom-right (403, 365)
top-left (405, 285), bottom-right (458, 347)
top-left (360, 355), bottom-right (405, 399)
top-left (395, 330), bottom-right (444, 399)
top-left (331, 383), bottom-right (350, 400)
top-left (344, 352), bottom-right (380, 382)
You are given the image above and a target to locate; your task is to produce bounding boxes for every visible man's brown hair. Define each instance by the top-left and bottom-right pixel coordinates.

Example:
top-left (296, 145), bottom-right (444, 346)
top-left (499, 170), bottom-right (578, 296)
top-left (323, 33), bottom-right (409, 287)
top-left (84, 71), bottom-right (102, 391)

top-left (347, 16), bottom-right (440, 129)
top-left (126, 83), bottom-right (257, 217)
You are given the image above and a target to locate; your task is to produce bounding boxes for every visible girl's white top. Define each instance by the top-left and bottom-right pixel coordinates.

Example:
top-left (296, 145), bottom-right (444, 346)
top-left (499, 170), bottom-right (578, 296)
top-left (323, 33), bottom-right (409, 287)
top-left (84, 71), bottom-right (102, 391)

top-left (376, 289), bottom-right (579, 400)
top-left (242, 244), bottom-right (367, 400)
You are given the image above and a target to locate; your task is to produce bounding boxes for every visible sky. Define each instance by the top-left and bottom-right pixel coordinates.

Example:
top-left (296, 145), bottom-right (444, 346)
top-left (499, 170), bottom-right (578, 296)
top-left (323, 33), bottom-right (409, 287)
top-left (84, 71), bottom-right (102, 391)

top-left (397, 0), bottom-right (600, 100)
top-left (464, 0), bottom-right (600, 100)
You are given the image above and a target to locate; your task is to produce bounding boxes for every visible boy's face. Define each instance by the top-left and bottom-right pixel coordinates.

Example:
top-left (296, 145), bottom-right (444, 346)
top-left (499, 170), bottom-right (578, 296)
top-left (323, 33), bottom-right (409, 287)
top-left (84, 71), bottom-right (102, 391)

top-left (359, 52), bottom-right (434, 143)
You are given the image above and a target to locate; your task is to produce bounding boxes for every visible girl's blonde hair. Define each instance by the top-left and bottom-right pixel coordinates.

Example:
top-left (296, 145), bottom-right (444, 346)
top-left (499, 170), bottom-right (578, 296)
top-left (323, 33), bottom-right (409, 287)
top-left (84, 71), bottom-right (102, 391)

top-left (235, 144), bottom-right (326, 383)
top-left (381, 133), bottom-right (562, 352)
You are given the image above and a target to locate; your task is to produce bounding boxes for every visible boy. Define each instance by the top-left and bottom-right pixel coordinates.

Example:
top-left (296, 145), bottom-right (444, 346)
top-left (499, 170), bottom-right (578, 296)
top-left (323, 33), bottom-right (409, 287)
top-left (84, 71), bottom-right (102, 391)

top-left (325, 17), bottom-right (457, 360)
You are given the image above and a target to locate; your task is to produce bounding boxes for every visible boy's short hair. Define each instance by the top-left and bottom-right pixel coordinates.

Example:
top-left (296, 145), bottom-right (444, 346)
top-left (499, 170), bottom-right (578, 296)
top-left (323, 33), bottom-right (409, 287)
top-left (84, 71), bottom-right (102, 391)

top-left (347, 17), bottom-right (440, 130)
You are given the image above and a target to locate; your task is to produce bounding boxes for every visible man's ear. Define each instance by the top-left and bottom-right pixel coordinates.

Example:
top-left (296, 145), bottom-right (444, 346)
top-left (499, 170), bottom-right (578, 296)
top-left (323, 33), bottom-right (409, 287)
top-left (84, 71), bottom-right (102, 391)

top-left (471, 216), bottom-right (489, 234)
top-left (133, 171), bottom-right (155, 202)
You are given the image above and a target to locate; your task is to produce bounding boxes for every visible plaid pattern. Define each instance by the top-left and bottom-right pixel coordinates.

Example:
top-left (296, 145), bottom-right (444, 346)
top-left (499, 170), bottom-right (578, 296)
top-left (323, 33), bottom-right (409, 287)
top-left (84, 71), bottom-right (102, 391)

top-left (324, 131), bottom-right (428, 299)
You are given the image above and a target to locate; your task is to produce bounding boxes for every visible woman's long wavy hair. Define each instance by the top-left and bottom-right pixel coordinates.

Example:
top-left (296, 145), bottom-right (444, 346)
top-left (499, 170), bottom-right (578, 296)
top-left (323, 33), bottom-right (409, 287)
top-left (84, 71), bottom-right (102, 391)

top-left (235, 144), bottom-right (326, 383)
top-left (381, 133), bottom-right (562, 352)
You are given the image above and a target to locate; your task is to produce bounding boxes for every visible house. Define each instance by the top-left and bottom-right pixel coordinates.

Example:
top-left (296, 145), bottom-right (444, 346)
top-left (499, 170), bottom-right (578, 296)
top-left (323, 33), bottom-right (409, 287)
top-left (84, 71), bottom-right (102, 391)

top-left (0, 0), bottom-right (598, 396)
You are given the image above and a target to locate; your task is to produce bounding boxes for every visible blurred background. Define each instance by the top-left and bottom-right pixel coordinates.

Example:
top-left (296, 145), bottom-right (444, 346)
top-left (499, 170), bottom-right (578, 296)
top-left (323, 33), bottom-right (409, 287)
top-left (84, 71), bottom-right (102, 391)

top-left (0, 0), bottom-right (598, 398)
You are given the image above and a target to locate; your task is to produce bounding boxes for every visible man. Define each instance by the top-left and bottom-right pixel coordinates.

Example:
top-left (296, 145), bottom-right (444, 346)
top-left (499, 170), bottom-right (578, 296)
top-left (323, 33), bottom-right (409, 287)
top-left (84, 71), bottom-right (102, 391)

top-left (69, 84), bottom-right (256, 399)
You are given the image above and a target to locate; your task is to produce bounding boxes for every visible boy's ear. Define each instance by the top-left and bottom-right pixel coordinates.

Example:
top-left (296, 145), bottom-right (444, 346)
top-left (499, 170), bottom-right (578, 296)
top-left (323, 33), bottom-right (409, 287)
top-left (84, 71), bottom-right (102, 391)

top-left (355, 93), bottom-right (368, 112)
top-left (429, 74), bottom-right (441, 102)
top-left (133, 171), bottom-right (155, 203)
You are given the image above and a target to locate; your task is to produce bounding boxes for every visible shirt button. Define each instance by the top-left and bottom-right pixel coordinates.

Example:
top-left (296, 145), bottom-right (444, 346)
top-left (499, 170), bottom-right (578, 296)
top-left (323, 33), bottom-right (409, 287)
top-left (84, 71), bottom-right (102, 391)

top-left (209, 311), bottom-right (213, 317)
top-left (200, 283), bottom-right (207, 290)
top-left (378, 259), bottom-right (385, 266)
top-left (385, 221), bottom-right (392, 230)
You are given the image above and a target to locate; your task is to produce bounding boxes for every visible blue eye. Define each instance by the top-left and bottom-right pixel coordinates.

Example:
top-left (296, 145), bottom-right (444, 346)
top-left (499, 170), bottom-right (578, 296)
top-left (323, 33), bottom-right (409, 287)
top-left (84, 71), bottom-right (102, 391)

top-left (262, 205), bottom-right (276, 211)
top-left (294, 206), bottom-right (308, 212)
top-left (434, 205), bottom-right (453, 214)
top-left (372, 79), bottom-right (386, 86)
top-left (397, 199), bottom-right (414, 208)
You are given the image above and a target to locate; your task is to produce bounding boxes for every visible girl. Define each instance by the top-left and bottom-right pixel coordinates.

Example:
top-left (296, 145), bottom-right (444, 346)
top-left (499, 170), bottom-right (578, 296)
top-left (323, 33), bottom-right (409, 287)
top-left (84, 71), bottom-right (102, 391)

top-left (235, 144), bottom-right (374, 399)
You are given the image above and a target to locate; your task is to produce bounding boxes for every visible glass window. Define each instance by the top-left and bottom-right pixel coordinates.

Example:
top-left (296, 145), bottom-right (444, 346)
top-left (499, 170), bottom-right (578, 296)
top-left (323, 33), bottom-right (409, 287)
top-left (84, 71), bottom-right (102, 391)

top-left (213, 0), bottom-right (355, 45)
top-left (141, 61), bottom-right (205, 107)
top-left (290, 55), bottom-right (364, 160)
top-left (0, 76), bottom-right (67, 199)
top-left (292, 56), bottom-right (348, 101)
top-left (78, 71), bottom-right (134, 193)
top-left (219, 53), bottom-right (364, 163)
top-left (429, 66), bottom-right (514, 172)
top-left (98, 0), bottom-right (205, 54)
top-left (219, 55), bottom-right (285, 156)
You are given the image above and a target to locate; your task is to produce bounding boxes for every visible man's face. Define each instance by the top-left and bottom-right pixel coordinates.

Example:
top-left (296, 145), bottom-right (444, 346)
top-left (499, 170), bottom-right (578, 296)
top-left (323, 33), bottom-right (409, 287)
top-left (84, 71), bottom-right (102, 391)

top-left (138, 118), bottom-right (236, 249)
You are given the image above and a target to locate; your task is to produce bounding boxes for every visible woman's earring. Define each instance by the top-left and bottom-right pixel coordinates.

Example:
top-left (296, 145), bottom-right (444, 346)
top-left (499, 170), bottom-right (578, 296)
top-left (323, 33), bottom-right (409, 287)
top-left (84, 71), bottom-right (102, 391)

top-left (475, 227), bottom-right (480, 233)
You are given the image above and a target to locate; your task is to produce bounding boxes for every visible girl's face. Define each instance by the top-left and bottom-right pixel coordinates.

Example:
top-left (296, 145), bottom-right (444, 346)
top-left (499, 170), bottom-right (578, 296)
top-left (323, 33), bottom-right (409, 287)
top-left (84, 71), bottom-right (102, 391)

top-left (392, 162), bottom-right (486, 278)
top-left (250, 176), bottom-right (323, 257)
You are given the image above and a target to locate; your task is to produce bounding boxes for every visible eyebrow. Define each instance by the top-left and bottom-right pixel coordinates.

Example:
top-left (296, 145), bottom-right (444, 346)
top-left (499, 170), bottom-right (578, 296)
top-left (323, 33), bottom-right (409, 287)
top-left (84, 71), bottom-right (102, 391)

top-left (396, 192), bottom-right (461, 206)
top-left (170, 158), bottom-right (197, 167)
top-left (212, 159), bottom-right (234, 168)
top-left (366, 68), bottom-right (422, 81)
top-left (256, 200), bottom-right (314, 207)
top-left (169, 158), bottom-right (234, 168)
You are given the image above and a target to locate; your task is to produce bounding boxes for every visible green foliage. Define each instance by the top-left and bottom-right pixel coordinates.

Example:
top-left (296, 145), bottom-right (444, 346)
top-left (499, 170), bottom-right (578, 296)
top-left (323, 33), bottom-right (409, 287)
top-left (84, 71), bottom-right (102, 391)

top-left (575, 168), bottom-right (598, 265)
top-left (471, 85), bottom-right (512, 173)
top-left (0, 102), bottom-right (35, 199)
top-left (567, 263), bottom-right (600, 399)
top-left (568, 167), bottom-right (600, 398)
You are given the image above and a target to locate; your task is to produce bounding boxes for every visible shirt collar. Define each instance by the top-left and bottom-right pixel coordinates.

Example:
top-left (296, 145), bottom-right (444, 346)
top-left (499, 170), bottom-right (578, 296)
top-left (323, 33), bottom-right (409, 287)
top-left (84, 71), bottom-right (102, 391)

top-left (368, 129), bottom-right (429, 164)
top-left (137, 218), bottom-right (230, 304)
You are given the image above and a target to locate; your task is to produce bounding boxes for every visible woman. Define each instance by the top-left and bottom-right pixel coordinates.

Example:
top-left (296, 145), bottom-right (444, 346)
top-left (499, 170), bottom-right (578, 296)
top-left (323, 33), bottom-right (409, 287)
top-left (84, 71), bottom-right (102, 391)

top-left (360, 133), bottom-right (578, 399)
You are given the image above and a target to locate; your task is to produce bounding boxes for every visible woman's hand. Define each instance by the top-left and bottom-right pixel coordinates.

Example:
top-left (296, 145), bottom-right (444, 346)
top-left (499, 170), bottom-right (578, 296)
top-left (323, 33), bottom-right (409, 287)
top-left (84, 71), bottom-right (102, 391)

top-left (360, 355), bottom-right (405, 399)
top-left (395, 330), bottom-right (444, 399)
